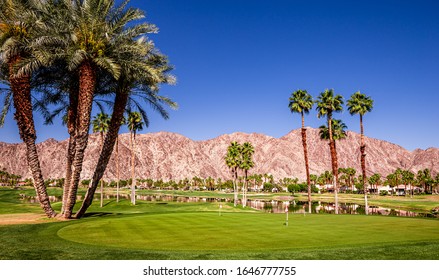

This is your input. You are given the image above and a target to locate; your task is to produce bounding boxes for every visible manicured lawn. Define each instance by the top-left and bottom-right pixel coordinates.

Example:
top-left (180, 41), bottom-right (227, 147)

top-left (1, 187), bottom-right (439, 259)
top-left (58, 212), bottom-right (439, 252)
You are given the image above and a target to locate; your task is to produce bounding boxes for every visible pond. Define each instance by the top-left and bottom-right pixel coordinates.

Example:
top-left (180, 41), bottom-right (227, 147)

top-left (19, 193), bottom-right (438, 218)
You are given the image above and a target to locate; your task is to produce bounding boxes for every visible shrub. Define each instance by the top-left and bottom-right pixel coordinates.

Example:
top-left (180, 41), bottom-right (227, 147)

top-left (379, 190), bottom-right (388, 196)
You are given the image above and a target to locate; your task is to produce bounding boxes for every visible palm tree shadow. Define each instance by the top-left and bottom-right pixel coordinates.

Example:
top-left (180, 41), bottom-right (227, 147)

top-left (81, 212), bottom-right (120, 218)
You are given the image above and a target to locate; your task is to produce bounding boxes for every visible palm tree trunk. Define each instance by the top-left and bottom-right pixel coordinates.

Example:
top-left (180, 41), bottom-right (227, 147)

top-left (9, 57), bottom-right (56, 218)
top-left (242, 170), bottom-right (248, 207)
top-left (63, 61), bottom-right (96, 218)
top-left (61, 85), bottom-right (78, 215)
top-left (233, 168), bottom-right (238, 207)
top-left (75, 90), bottom-right (128, 218)
top-left (301, 113), bottom-right (311, 213)
top-left (360, 114), bottom-right (368, 215)
top-left (100, 132), bottom-right (104, 208)
top-left (327, 115), bottom-right (339, 214)
top-left (130, 131), bottom-right (136, 205)
top-left (116, 136), bottom-right (120, 203)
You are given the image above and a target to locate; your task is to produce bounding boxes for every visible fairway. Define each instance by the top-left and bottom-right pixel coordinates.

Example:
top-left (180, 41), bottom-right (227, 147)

top-left (58, 212), bottom-right (439, 252)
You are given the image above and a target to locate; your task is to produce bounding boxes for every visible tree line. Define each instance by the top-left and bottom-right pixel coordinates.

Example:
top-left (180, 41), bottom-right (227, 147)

top-left (35, 167), bottom-right (439, 196)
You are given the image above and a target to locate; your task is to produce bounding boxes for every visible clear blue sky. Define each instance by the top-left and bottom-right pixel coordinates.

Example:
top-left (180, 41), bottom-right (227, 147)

top-left (1, 0), bottom-right (438, 151)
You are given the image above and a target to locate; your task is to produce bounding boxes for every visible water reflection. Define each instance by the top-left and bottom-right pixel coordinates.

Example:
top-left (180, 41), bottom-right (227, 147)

top-left (19, 193), bottom-right (437, 218)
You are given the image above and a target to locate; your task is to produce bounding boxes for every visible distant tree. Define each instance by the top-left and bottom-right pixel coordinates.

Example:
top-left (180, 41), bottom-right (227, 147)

top-left (347, 92), bottom-right (373, 212)
top-left (316, 89), bottom-right (344, 214)
top-left (92, 112), bottom-right (110, 207)
top-left (115, 117), bottom-right (126, 203)
top-left (310, 174), bottom-right (318, 186)
top-left (416, 169), bottom-right (433, 194)
top-left (402, 170), bottom-right (415, 198)
top-left (239, 142), bottom-right (255, 207)
top-left (127, 111), bottom-right (144, 205)
top-left (368, 173), bottom-right (381, 195)
top-left (289, 89), bottom-right (314, 212)
top-left (225, 141), bottom-right (241, 206)
top-left (339, 167), bottom-right (356, 192)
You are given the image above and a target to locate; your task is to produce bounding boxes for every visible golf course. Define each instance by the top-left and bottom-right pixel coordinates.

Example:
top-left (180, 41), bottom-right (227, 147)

top-left (1, 187), bottom-right (439, 260)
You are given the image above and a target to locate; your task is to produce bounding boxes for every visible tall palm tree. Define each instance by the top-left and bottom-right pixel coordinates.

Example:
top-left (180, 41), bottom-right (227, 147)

top-left (288, 89), bottom-right (313, 213)
top-left (115, 117), bottom-right (126, 203)
top-left (127, 111), bottom-right (143, 205)
top-left (239, 142), bottom-right (254, 207)
top-left (345, 167), bottom-right (356, 192)
top-left (0, 0), bottom-right (55, 217)
top-left (75, 32), bottom-right (176, 218)
top-left (347, 91), bottom-right (373, 214)
top-left (225, 141), bottom-right (241, 207)
top-left (316, 89), bottom-right (344, 214)
top-left (393, 168), bottom-right (403, 196)
top-left (402, 170), bottom-right (415, 198)
top-left (368, 173), bottom-right (381, 195)
top-left (92, 112), bottom-right (110, 207)
top-left (417, 168), bottom-right (433, 194)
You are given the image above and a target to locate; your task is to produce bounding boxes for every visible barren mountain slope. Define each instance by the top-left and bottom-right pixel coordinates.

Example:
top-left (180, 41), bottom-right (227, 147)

top-left (0, 128), bottom-right (437, 181)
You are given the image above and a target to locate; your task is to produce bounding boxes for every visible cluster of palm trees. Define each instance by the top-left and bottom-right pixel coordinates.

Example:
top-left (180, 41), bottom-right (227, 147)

top-left (0, 0), bottom-right (176, 219)
top-left (0, 168), bottom-right (22, 186)
top-left (225, 141), bottom-right (255, 207)
top-left (385, 168), bottom-right (438, 197)
top-left (289, 89), bottom-right (373, 214)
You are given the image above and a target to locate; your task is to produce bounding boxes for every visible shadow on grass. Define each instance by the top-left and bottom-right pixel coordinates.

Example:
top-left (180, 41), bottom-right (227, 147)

top-left (81, 212), bottom-right (120, 218)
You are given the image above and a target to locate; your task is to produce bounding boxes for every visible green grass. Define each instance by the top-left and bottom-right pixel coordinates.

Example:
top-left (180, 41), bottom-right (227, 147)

top-left (294, 193), bottom-right (439, 213)
top-left (1, 187), bottom-right (439, 260)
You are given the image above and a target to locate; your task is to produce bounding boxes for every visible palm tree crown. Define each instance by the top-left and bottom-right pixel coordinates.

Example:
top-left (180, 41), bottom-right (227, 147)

top-left (347, 91), bottom-right (373, 116)
top-left (225, 141), bottom-right (241, 171)
top-left (316, 89), bottom-right (344, 119)
top-left (92, 112), bottom-right (110, 134)
top-left (127, 111), bottom-right (144, 137)
top-left (239, 142), bottom-right (255, 171)
top-left (319, 119), bottom-right (347, 141)
top-left (288, 89), bottom-right (313, 115)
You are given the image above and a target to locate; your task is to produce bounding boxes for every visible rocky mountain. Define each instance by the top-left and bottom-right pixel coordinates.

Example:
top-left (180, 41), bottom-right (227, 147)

top-left (0, 128), bottom-right (437, 181)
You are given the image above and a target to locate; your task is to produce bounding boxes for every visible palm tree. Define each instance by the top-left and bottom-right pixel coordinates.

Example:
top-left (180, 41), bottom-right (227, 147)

top-left (345, 168), bottom-right (357, 192)
top-left (416, 168), bottom-right (433, 194)
top-left (115, 117), bottom-right (126, 203)
top-left (319, 119), bottom-right (347, 142)
top-left (127, 111), bottom-right (143, 205)
top-left (75, 33), bottom-right (176, 218)
top-left (225, 141), bottom-right (241, 207)
top-left (316, 89), bottom-right (344, 214)
top-left (368, 173), bottom-right (381, 195)
top-left (239, 142), bottom-right (255, 207)
top-left (393, 168), bottom-right (403, 196)
top-left (0, 0), bottom-right (56, 217)
top-left (288, 89), bottom-right (313, 213)
top-left (92, 112), bottom-right (110, 207)
top-left (402, 170), bottom-right (415, 198)
top-left (347, 91), bottom-right (373, 213)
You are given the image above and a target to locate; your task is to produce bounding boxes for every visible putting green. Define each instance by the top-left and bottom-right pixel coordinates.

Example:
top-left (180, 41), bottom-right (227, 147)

top-left (57, 213), bottom-right (439, 251)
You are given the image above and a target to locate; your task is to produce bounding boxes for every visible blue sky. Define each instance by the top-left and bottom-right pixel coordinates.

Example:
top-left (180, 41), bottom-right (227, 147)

top-left (1, 0), bottom-right (438, 151)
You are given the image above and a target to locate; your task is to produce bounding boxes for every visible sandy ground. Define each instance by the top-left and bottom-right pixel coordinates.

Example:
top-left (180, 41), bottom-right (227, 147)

top-left (0, 213), bottom-right (58, 225)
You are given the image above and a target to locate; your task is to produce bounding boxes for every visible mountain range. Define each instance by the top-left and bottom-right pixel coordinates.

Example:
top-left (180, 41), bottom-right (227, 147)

top-left (0, 128), bottom-right (438, 181)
